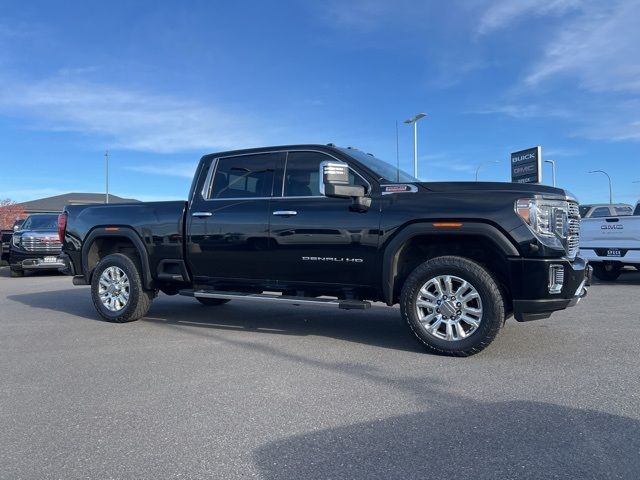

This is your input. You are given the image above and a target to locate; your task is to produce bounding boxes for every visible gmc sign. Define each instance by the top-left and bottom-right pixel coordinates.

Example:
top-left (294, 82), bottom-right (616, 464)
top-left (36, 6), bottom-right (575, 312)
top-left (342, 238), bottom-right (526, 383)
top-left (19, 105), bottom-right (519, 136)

top-left (511, 146), bottom-right (542, 184)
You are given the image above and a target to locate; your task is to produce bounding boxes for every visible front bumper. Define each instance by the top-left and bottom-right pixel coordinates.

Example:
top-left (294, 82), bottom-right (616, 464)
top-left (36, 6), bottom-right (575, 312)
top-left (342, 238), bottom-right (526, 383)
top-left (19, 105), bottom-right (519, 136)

top-left (510, 256), bottom-right (591, 322)
top-left (10, 249), bottom-right (66, 271)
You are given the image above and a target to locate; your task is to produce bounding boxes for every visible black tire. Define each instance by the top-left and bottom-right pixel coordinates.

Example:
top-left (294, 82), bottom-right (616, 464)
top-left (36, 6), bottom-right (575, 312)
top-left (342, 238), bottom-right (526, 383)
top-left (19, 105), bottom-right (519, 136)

top-left (91, 253), bottom-right (154, 323)
top-left (400, 256), bottom-right (505, 357)
top-left (196, 297), bottom-right (230, 306)
top-left (10, 267), bottom-right (24, 277)
top-left (592, 263), bottom-right (621, 281)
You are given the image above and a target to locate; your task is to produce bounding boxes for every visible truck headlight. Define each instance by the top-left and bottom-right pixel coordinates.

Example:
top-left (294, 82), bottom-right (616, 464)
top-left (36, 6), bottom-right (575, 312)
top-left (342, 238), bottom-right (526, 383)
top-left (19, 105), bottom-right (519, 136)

top-left (515, 197), bottom-right (568, 249)
top-left (11, 234), bottom-right (21, 247)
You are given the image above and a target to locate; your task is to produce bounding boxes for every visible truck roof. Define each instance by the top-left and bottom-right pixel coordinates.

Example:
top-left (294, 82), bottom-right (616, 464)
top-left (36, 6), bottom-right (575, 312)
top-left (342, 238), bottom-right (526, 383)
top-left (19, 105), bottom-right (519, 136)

top-left (201, 144), bottom-right (344, 160)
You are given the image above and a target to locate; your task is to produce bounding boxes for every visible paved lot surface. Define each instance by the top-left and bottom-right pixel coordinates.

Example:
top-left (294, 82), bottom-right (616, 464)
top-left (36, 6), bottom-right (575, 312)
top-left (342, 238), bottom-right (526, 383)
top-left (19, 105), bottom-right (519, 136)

top-left (1, 266), bottom-right (639, 479)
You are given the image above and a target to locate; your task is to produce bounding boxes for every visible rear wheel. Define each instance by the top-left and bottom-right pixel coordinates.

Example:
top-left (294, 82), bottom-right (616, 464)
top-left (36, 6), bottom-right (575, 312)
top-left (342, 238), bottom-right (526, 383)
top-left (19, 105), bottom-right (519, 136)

top-left (400, 256), bottom-right (505, 357)
top-left (91, 253), bottom-right (154, 322)
top-left (196, 297), bottom-right (230, 306)
top-left (592, 263), bottom-right (621, 281)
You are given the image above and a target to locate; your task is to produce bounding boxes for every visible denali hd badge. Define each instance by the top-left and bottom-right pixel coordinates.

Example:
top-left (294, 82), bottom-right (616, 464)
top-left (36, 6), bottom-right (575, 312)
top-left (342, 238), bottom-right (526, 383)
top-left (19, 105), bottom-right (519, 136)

top-left (302, 256), bottom-right (364, 263)
top-left (380, 184), bottom-right (418, 195)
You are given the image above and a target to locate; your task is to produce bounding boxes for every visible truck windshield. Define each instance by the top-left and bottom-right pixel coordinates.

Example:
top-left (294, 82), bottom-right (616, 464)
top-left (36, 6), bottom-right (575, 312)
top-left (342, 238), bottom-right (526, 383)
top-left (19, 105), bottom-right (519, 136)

top-left (338, 148), bottom-right (419, 182)
top-left (21, 215), bottom-right (58, 230)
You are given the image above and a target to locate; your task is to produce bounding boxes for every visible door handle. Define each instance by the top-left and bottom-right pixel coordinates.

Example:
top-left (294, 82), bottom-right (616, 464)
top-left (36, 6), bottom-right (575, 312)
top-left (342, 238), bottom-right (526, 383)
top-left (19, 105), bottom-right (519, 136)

top-left (192, 211), bottom-right (213, 218)
top-left (273, 210), bottom-right (297, 216)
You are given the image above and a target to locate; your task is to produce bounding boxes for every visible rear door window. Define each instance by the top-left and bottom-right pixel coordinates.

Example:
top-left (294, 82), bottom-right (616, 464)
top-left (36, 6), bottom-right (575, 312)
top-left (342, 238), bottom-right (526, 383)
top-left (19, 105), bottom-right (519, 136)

top-left (590, 207), bottom-right (610, 218)
top-left (205, 153), bottom-right (278, 199)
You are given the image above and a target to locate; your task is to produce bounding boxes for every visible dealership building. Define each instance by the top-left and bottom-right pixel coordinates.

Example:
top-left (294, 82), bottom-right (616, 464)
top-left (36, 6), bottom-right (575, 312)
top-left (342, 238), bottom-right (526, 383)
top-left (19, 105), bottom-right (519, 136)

top-left (17, 193), bottom-right (139, 215)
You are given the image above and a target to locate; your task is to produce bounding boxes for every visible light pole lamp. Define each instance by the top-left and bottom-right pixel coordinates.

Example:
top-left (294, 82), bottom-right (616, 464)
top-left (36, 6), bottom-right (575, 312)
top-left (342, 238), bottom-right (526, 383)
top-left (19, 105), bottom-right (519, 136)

top-left (475, 160), bottom-right (499, 181)
top-left (404, 112), bottom-right (427, 179)
top-left (544, 159), bottom-right (556, 187)
top-left (105, 150), bottom-right (110, 204)
top-left (588, 170), bottom-right (613, 204)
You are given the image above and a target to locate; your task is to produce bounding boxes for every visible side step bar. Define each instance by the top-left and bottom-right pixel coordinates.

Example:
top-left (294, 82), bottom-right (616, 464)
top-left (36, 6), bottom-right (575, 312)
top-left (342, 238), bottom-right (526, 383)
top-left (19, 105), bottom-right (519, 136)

top-left (179, 289), bottom-right (371, 310)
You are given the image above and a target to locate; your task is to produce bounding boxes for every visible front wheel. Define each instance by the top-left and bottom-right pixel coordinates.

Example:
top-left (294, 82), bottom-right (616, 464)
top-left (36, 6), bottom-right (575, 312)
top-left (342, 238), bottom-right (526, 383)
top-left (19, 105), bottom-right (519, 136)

top-left (592, 263), bottom-right (621, 281)
top-left (91, 253), bottom-right (154, 323)
top-left (10, 267), bottom-right (24, 277)
top-left (400, 256), bottom-right (505, 357)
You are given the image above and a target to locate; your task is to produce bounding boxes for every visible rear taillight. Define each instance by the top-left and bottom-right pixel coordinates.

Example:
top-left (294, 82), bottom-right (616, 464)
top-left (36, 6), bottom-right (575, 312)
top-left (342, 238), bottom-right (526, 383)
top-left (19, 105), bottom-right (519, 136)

top-left (57, 212), bottom-right (67, 243)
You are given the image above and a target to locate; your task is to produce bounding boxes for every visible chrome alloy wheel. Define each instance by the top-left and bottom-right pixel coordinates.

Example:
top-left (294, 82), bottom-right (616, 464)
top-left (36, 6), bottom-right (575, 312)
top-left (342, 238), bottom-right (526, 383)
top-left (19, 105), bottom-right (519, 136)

top-left (98, 266), bottom-right (130, 312)
top-left (415, 275), bottom-right (483, 341)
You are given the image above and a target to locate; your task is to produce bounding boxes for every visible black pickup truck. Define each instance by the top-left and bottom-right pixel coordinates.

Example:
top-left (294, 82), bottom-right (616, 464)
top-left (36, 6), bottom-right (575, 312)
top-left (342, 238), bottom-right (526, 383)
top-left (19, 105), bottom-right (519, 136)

top-left (59, 144), bottom-right (590, 356)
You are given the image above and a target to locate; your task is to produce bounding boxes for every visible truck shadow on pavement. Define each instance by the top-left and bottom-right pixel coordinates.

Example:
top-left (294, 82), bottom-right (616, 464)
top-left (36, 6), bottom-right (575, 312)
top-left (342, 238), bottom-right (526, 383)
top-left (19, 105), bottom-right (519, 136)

top-left (145, 297), bottom-right (430, 353)
top-left (6, 288), bottom-right (427, 353)
top-left (254, 400), bottom-right (640, 480)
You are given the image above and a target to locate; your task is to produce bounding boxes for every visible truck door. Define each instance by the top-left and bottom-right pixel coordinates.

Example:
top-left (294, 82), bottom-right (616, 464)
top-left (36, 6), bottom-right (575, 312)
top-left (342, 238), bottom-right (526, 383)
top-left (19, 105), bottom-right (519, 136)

top-left (187, 151), bottom-right (285, 286)
top-left (267, 150), bottom-right (381, 287)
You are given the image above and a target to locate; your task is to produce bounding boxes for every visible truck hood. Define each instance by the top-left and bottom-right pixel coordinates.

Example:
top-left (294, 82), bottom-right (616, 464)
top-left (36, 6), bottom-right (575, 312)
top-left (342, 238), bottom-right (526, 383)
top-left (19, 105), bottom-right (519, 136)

top-left (417, 181), bottom-right (574, 200)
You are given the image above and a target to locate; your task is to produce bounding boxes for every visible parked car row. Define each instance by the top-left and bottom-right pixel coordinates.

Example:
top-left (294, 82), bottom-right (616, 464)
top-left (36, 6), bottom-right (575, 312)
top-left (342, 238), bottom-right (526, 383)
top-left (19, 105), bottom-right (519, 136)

top-left (4, 198), bottom-right (639, 287)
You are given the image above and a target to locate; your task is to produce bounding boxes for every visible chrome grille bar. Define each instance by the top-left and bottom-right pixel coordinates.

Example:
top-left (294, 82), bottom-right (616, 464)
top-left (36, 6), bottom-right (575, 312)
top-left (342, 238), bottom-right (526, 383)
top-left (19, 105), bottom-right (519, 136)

top-left (20, 236), bottom-right (62, 253)
top-left (567, 202), bottom-right (580, 258)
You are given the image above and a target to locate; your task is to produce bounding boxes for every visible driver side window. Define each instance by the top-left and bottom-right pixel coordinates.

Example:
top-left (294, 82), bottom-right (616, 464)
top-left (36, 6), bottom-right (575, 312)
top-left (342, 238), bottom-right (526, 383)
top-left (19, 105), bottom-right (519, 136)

top-left (283, 151), bottom-right (368, 197)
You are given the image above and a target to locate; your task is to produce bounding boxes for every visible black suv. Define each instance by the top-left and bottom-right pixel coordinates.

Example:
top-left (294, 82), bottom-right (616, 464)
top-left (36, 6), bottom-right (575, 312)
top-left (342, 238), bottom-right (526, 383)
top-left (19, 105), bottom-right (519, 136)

top-left (10, 214), bottom-right (65, 277)
top-left (59, 144), bottom-right (590, 356)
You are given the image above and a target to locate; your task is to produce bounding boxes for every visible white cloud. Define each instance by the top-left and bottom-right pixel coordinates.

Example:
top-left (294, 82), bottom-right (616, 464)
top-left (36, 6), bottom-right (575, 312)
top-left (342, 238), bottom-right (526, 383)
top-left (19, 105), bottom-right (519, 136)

top-left (324, 0), bottom-right (397, 30)
top-left (0, 76), bottom-right (264, 154)
top-left (472, 103), bottom-right (573, 119)
top-left (525, 1), bottom-right (640, 93)
top-left (476, 1), bottom-right (640, 143)
top-left (124, 162), bottom-right (197, 179)
top-left (477, 0), bottom-right (582, 35)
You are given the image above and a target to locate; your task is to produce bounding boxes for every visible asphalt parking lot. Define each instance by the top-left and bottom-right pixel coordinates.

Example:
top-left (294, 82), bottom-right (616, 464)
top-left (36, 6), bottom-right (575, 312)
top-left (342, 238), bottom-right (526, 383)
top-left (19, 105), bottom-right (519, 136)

top-left (1, 267), bottom-right (639, 479)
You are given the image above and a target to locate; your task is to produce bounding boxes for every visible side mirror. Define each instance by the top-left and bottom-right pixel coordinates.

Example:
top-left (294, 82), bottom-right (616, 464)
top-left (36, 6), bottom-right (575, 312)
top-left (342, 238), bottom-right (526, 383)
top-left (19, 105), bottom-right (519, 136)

top-left (320, 161), bottom-right (371, 212)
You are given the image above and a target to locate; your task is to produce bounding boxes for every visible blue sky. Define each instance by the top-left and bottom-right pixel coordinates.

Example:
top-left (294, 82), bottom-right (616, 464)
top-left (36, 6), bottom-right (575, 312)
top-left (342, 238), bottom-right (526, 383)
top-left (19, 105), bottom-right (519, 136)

top-left (0, 0), bottom-right (639, 204)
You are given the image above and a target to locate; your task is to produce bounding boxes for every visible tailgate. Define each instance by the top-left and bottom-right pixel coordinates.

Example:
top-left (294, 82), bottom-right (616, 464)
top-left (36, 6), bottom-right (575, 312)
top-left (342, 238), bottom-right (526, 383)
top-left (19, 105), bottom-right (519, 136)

top-left (580, 216), bottom-right (640, 249)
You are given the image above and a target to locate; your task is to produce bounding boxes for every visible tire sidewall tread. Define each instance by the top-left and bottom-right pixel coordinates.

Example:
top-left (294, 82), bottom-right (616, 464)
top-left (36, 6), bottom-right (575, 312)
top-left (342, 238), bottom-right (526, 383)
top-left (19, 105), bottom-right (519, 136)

top-left (91, 253), bottom-right (152, 323)
top-left (400, 255), bottom-right (505, 357)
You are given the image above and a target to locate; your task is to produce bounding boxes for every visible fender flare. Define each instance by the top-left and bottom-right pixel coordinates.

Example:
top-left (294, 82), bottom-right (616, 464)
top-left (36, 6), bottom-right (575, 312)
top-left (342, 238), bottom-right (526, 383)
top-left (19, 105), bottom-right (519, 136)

top-left (81, 227), bottom-right (154, 290)
top-left (381, 222), bottom-right (520, 305)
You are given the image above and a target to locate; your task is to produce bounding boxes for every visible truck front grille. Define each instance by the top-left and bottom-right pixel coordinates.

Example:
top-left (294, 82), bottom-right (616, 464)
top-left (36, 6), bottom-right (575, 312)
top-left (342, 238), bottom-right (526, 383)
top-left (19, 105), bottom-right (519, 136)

top-left (567, 202), bottom-right (580, 258)
top-left (21, 236), bottom-right (62, 253)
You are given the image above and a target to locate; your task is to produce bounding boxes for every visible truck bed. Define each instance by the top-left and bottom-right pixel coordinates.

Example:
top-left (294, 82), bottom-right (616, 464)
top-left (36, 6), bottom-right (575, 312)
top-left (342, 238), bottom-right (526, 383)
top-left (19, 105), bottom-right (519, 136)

top-left (64, 201), bottom-right (188, 279)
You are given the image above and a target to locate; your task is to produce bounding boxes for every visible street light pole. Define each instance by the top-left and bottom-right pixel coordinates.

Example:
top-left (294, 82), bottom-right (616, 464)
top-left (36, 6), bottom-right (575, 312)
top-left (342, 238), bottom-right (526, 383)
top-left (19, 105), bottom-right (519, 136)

top-left (545, 159), bottom-right (556, 187)
top-left (475, 160), bottom-right (499, 181)
top-left (403, 112), bottom-right (427, 178)
top-left (589, 170), bottom-right (612, 203)
top-left (105, 150), bottom-right (110, 204)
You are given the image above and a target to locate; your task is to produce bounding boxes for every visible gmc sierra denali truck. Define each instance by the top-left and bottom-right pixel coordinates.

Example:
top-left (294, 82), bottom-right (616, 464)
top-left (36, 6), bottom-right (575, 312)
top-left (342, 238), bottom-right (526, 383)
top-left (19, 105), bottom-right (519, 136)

top-left (580, 211), bottom-right (640, 281)
top-left (10, 213), bottom-right (64, 277)
top-left (59, 144), bottom-right (590, 356)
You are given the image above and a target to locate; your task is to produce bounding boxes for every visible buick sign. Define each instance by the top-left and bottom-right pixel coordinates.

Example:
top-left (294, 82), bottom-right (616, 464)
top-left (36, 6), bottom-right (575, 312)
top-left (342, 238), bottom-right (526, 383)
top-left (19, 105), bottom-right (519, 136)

top-left (511, 146), bottom-right (542, 184)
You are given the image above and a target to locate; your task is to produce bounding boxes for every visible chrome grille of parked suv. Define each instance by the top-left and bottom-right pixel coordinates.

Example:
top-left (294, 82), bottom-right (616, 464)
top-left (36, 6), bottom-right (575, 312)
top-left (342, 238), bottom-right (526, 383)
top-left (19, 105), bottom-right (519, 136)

top-left (567, 202), bottom-right (580, 258)
top-left (21, 236), bottom-right (62, 253)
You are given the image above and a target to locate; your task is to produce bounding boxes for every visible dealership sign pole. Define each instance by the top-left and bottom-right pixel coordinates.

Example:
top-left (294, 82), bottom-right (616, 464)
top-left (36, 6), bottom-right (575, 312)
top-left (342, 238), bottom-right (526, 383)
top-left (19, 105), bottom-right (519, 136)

top-left (511, 146), bottom-right (542, 184)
